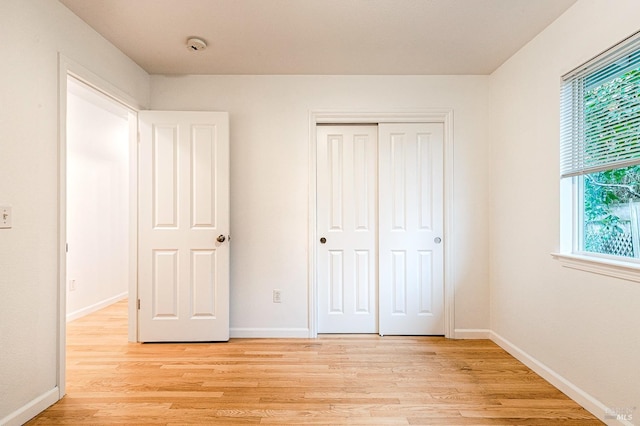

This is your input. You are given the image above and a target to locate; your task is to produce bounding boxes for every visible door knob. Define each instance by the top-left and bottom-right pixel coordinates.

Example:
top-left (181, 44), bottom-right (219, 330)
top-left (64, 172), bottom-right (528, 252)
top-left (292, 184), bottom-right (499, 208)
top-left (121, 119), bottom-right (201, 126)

top-left (320, 237), bottom-right (327, 244)
top-left (434, 237), bottom-right (442, 244)
top-left (217, 235), bottom-right (226, 243)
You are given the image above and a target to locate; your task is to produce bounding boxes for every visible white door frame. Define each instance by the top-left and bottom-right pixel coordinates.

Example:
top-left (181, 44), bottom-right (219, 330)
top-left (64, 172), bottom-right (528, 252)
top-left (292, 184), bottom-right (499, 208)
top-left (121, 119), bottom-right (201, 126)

top-left (308, 110), bottom-right (455, 338)
top-left (57, 54), bottom-right (141, 398)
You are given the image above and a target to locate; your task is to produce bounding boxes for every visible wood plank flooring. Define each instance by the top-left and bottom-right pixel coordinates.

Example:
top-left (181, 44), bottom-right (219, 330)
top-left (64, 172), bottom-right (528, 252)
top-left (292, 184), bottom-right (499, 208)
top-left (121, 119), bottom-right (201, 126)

top-left (27, 300), bottom-right (602, 425)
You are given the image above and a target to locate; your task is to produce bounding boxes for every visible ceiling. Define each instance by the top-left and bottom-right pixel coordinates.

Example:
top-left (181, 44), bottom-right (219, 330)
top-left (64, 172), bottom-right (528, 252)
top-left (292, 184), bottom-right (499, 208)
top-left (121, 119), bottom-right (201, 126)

top-left (59, 0), bottom-right (577, 75)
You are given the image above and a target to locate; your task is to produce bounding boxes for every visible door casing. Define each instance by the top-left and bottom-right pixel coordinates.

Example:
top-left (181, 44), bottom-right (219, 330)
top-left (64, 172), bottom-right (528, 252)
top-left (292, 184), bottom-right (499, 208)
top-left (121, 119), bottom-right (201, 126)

top-left (308, 110), bottom-right (455, 338)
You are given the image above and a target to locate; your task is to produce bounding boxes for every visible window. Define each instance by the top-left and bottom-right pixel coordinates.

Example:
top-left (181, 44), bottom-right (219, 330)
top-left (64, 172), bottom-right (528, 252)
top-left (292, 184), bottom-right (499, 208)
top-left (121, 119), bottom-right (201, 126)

top-left (560, 34), bottom-right (640, 262)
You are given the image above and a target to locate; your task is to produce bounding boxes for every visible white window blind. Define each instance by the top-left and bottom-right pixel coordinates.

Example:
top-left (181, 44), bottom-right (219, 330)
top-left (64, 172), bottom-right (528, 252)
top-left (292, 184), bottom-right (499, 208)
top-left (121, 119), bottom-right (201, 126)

top-left (560, 33), bottom-right (640, 178)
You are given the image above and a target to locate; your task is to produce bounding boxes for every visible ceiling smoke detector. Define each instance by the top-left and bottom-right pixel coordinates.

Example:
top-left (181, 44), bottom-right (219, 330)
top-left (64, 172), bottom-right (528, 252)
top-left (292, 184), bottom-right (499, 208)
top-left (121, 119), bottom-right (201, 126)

top-left (187, 37), bottom-right (207, 52)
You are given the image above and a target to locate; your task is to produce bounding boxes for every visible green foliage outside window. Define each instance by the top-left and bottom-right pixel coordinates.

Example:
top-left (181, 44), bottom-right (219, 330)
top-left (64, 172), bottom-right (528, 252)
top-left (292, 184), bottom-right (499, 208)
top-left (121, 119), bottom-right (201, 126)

top-left (583, 69), bottom-right (640, 257)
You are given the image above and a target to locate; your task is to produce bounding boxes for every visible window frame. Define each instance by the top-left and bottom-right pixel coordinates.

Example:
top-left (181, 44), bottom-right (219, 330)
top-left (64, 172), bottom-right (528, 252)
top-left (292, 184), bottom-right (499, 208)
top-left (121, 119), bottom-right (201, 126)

top-left (556, 31), bottom-right (640, 279)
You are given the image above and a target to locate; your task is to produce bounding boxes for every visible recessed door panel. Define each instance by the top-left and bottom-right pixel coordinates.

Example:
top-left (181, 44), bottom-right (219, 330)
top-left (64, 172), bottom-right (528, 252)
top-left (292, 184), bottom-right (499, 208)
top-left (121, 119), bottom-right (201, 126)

top-left (191, 249), bottom-right (216, 318)
top-left (152, 250), bottom-right (178, 318)
top-left (390, 134), bottom-right (406, 231)
top-left (418, 250), bottom-right (433, 314)
top-left (153, 125), bottom-right (178, 228)
top-left (354, 136), bottom-right (372, 230)
top-left (391, 250), bottom-right (407, 314)
top-left (354, 250), bottom-right (371, 313)
top-left (191, 125), bottom-right (217, 228)
top-left (328, 135), bottom-right (344, 231)
top-left (329, 250), bottom-right (344, 313)
top-left (418, 133), bottom-right (434, 231)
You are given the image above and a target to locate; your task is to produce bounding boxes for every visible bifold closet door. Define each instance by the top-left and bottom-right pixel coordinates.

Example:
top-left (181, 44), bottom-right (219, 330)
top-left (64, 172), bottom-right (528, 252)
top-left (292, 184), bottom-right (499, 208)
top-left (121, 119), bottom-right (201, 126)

top-left (378, 123), bottom-right (444, 336)
top-left (317, 125), bottom-right (378, 333)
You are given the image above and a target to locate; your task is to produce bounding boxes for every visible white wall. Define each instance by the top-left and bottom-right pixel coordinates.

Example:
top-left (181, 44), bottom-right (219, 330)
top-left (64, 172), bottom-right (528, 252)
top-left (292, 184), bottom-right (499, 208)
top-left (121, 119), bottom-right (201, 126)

top-left (66, 79), bottom-right (130, 321)
top-left (0, 0), bottom-right (148, 422)
top-left (150, 75), bottom-right (491, 336)
top-left (489, 0), bottom-right (640, 417)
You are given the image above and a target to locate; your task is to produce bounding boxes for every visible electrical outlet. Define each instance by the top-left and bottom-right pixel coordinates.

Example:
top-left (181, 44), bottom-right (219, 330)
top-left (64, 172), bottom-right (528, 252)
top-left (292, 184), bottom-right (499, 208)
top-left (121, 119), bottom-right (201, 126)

top-left (273, 289), bottom-right (282, 303)
top-left (0, 206), bottom-right (12, 229)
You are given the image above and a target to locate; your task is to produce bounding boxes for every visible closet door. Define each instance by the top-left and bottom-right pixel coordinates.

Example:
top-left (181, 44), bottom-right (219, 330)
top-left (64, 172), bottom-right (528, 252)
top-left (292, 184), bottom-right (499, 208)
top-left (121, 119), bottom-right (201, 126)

top-left (378, 123), bottom-right (444, 335)
top-left (317, 125), bottom-right (378, 333)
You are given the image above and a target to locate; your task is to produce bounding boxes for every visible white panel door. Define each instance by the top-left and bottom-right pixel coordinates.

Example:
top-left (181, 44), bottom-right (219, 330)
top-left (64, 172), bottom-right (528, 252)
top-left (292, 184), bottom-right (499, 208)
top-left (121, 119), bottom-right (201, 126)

top-left (317, 125), bottom-right (378, 333)
top-left (138, 111), bottom-right (229, 342)
top-left (378, 123), bottom-right (444, 335)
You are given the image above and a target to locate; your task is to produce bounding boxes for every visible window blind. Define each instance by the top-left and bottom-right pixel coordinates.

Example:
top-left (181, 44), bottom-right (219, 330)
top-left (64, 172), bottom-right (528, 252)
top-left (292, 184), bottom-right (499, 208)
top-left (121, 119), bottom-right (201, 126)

top-left (560, 33), bottom-right (640, 178)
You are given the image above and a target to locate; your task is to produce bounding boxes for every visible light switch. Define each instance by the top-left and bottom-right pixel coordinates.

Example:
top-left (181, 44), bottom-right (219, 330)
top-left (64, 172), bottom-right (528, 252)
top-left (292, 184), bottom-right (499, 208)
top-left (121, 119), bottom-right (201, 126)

top-left (1, 206), bottom-right (12, 229)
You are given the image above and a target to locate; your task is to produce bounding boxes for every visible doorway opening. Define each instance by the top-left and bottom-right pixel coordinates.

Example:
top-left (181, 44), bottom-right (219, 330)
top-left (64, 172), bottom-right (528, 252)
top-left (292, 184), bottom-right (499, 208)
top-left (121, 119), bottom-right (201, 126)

top-left (65, 76), bottom-right (130, 322)
top-left (58, 62), bottom-right (140, 397)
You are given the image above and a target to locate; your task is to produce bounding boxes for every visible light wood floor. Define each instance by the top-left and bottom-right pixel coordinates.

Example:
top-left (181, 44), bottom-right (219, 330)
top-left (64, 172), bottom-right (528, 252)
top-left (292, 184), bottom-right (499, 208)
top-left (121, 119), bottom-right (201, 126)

top-left (28, 300), bottom-right (602, 425)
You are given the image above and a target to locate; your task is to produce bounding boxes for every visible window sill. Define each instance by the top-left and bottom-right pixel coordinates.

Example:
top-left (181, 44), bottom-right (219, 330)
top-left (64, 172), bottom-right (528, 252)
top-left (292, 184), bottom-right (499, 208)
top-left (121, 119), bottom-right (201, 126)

top-left (551, 253), bottom-right (640, 283)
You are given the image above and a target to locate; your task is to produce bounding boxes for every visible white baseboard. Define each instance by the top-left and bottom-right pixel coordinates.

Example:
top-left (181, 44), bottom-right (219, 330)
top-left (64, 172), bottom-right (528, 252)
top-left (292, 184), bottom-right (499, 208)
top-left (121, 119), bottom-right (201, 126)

top-left (490, 331), bottom-right (632, 426)
top-left (0, 387), bottom-right (59, 426)
top-left (66, 291), bottom-right (128, 322)
top-left (230, 328), bottom-right (310, 338)
top-left (453, 328), bottom-right (491, 339)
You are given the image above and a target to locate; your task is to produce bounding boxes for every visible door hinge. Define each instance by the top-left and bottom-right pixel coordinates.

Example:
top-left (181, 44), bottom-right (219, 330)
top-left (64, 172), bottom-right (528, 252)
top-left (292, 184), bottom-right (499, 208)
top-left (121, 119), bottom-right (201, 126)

top-left (137, 132), bottom-right (141, 144)
top-left (137, 299), bottom-right (141, 310)
top-left (65, 243), bottom-right (69, 253)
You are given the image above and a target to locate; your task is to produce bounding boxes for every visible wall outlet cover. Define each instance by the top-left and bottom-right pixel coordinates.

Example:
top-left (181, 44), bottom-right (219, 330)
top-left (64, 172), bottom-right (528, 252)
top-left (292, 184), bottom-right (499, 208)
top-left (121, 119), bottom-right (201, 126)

top-left (0, 206), bottom-right (11, 229)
